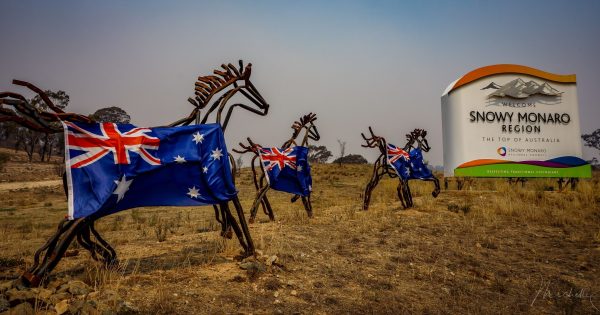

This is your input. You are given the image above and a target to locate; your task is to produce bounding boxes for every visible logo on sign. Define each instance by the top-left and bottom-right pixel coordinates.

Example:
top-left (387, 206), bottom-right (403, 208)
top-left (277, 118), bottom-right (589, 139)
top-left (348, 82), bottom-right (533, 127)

top-left (497, 147), bottom-right (507, 156)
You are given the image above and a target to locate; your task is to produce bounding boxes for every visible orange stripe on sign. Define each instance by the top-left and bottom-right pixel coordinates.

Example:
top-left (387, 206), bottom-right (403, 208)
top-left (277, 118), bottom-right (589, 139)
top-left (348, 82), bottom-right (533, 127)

top-left (450, 64), bottom-right (576, 93)
top-left (457, 159), bottom-right (511, 168)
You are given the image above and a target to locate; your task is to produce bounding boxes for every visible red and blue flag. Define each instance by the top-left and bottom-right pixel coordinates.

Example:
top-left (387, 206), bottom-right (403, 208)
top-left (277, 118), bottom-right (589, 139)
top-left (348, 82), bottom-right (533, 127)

top-left (387, 144), bottom-right (434, 180)
top-left (386, 143), bottom-right (411, 180)
top-left (63, 122), bottom-right (237, 219)
top-left (259, 146), bottom-right (312, 196)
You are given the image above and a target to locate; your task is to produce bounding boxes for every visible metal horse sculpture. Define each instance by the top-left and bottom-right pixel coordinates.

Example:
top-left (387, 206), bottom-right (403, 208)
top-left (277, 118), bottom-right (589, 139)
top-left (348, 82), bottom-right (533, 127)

top-left (361, 127), bottom-right (440, 210)
top-left (233, 113), bottom-right (320, 222)
top-left (0, 60), bottom-right (268, 286)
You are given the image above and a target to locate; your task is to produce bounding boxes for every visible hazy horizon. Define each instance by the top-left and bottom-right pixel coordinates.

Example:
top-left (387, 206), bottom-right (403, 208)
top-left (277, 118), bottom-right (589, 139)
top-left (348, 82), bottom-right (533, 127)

top-left (2, 0), bottom-right (600, 165)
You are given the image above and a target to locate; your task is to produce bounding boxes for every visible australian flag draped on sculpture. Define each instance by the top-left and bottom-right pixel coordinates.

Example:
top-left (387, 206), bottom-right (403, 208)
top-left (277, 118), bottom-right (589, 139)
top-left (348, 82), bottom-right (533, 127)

top-left (259, 146), bottom-right (312, 196)
top-left (386, 144), bottom-right (433, 180)
top-left (63, 121), bottom-right (237, 219)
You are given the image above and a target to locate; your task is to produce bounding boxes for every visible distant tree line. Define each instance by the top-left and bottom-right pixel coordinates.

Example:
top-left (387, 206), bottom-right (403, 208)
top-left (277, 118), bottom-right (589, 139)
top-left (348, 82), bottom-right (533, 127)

top-left (0, 89), bottom-right (130, 162)
top-left (582, 128), bottom-right (600, 169)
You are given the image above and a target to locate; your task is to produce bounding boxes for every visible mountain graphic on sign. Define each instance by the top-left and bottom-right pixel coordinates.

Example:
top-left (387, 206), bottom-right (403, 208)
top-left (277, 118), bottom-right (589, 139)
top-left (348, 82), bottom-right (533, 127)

top-left (487, 79), bottom-right (562, 99)
top-left (481, 82), bottom-right (501, 90)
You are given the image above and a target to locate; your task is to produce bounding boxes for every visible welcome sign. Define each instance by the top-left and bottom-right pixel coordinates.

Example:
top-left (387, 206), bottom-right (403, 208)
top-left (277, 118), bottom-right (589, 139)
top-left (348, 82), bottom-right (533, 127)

top-left (441, 64), bottom-right (591, 178)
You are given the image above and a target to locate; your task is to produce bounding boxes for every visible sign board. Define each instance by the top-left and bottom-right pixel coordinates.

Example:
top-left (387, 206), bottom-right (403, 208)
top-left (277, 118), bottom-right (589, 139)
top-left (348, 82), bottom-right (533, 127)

top-left (441, 64), bottom-right (591, 178)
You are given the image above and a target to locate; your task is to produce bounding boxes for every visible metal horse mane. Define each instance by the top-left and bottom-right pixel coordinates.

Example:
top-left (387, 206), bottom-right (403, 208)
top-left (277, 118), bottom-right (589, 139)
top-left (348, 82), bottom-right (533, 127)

top-left (361, 127), bottom-right (440, 210)
top-left (0, 60), bottom-right (268, 287)
top-left (233, 113), bottom-right (319, 222)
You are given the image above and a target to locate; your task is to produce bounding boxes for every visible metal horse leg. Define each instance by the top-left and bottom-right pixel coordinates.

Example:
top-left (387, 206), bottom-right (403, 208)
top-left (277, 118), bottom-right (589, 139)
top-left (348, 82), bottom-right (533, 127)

top-left (422, 177), bottom-right (441, 198)
top-left (250, 185), bottom-right (271, 223)
top-left (219, 202), bottom-right (247, 252)
top-left (401, 180), bottom-right (414, 208)
top-left (363, 160), bottom-right (383, 210)
top-left (261, 194), bottom-right (275, 221)
top-left (301, 195), bottom-right (313, 218)
top-left (21, 218), bottom-right (88, 287)
top-left (231, 197), bottom-right (255, 257)
top-left (396, 181), bottom-right (408, 209)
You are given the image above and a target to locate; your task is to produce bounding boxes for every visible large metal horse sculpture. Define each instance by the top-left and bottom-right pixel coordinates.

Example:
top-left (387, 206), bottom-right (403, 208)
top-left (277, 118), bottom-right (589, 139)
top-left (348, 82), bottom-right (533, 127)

top-left (0, 60), bottom-right (269, 286)
top-left (361, 127), bottom-right (440, 210)
top-left (233, 113), bottom-right (320, 222)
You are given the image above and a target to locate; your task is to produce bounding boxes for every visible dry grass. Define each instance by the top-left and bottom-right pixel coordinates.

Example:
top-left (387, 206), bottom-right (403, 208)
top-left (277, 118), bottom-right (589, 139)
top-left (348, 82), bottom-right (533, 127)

top-left (0, 152), bottom-right (599, 314)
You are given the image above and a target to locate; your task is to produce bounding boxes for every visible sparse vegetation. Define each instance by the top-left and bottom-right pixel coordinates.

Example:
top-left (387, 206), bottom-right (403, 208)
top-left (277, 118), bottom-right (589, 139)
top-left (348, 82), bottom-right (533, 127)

top-left (0, 152), bottom-right (598, 314)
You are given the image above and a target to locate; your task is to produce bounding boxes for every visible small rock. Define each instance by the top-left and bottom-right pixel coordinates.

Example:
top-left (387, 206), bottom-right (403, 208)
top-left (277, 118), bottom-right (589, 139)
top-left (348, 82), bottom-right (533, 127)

top-left (87, 291), bottom-right (100, 299)
top-left (55, 299), bottom-right (69, 315)
top-left (48, 292), bottom-right (70, 304)
top-left (46, 279), bottom-right (66, 291)
top-left (0, 281), bottom-right (13, 294)
top-left (36, 288), bottom-right (53, 301)
top-left (99, 289), bottom-right (119, 302)
top-left (290, 290), bottom-right (297, 296)
top-left (5, 288), bottom-right (35, 306)
top-left (117, 301), bottom-right (139, 313)
top-left (0, 296), bottom-right (10, 312)
top-left (68, 300), bottom-right (85, 314)
top-left (273, 291), bottom-right (279, 298)
top-left (475, 242), bottom-right (482, 248)
top-left (59, 280), bottom-right (91, 296)
top-left (173, 293), bottom-right (178, 297)
top-left (79, 300), bottom-right (98, 315)
top-left (8, 302), bottom-right (34, 315)
top-left (266, 255), bottom-right (278, 266)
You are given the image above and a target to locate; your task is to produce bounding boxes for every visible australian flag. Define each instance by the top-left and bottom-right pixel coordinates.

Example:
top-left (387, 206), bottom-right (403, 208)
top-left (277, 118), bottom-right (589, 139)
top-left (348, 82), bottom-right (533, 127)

top-left (387, 143), bottom-right (411, 180)
top-left (387, 144), bottom-right (433, 180)
top-left (408, 148), bottom-right (434, 179)
top-left (63, 121), bottom-right (237, 219)
top-left (259, 146), bottom-right (312, 196)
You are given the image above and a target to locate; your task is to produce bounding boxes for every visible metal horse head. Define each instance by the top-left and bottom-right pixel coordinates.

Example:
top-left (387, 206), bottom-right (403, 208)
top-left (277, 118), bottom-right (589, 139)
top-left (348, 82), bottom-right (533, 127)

top-left (283, 112), bottom-right (319, 148)
top-left (411, 128), bottom-right (431, 152)
top-left (361, 126), bottom-right (387, 155)
top-left (170, 60), bottom-right (269, 132)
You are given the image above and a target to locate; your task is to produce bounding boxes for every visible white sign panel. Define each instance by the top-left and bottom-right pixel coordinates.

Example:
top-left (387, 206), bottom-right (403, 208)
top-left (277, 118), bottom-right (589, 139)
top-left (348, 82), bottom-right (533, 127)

top-left (441, 64), bottom-right (591, 178)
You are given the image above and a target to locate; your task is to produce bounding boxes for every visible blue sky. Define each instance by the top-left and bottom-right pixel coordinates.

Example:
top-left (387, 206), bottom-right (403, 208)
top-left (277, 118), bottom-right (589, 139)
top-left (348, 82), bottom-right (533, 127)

top-left (2, 0), bottom-right (600, 164)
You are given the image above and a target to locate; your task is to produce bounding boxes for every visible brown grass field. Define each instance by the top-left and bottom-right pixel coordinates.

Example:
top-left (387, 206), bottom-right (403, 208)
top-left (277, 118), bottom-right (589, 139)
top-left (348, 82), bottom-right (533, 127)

top-left (0, 148), bottom-right (599, 314)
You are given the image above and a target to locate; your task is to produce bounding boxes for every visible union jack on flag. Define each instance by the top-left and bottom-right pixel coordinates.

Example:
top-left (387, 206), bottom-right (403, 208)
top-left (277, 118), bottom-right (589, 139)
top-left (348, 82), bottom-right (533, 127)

top-left (386, 143), bottom-right (412, 180)
top-left (386, 143), bottom-right (410, 164)
top-left (65, 122), bottom-right (160, 168)
top-left (259, 146), bottom-right (312, 196)
top-left (63, 122), bottom-right (237, 220)
top-left (260, 147), bottom-right (297, 171)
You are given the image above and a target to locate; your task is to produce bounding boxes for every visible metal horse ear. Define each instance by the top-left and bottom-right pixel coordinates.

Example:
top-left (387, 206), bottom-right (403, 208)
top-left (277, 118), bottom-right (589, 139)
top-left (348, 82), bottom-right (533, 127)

top-left (361, 127), bottom-right (440, 211)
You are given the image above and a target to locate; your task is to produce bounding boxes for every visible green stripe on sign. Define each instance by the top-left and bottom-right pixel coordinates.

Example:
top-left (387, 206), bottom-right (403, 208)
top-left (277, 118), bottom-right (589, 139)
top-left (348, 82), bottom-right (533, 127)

top-left (454, 163), bottom-right (592, 178)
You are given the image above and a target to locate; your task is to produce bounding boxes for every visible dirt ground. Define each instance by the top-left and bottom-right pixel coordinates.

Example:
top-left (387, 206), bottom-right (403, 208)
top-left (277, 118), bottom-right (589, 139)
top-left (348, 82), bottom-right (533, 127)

top-left (0, 148), bottom-right (599, 314)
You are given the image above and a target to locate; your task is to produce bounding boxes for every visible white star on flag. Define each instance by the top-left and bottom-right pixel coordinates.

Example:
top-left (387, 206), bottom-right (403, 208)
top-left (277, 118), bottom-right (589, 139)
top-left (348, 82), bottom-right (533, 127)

top-left (174, 155), bottom-right (186, 163)
top-left (202, 166), bottom-right (208, 173)
top-left (297, 165), bottom-right (303, 172)
top-left (113, 176), bottom-right (134, 202)
top-left (210, 148), bottom-right (223, 160)
top-left (192, 132), bottom-right (204, 144)
top-left (187, 186), bottom-right (201, 199)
